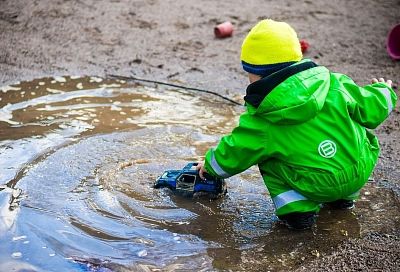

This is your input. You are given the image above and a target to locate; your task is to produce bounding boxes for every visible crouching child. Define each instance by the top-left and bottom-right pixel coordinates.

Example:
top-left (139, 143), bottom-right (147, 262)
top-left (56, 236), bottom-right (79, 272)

top-left (197, 19), bottom-right (397, 230)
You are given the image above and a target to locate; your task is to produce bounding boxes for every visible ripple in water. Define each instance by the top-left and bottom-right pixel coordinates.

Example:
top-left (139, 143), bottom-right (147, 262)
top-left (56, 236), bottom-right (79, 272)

top-left (1, 76), bottom-right (384, 271)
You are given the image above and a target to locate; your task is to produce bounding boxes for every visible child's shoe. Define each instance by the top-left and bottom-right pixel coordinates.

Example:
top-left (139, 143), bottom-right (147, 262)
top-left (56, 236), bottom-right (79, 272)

top-left (278, 212), bottom-right (316, 230)
top-left (325, 199), bottom-right (355, 210)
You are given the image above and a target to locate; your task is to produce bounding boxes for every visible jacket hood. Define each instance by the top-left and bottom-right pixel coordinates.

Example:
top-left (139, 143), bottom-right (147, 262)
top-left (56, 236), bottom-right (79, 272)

top-left (245, 59), bottom-right (330, 125)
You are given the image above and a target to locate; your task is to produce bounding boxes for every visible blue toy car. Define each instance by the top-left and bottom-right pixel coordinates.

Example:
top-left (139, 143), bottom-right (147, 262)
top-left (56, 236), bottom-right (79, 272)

top-left (154, 163), bottom-right (227, 198)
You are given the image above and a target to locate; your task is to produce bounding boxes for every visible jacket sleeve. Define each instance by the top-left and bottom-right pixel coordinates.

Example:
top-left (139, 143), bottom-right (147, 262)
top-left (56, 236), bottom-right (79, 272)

top-left (204, 112), bottom-right (268, 178)
top-left (341, 75), bottom-right (397, 129)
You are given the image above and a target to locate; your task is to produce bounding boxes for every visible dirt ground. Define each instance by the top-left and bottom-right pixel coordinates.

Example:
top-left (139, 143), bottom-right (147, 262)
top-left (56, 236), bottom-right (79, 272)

top-left (1, 0), bottom-right (399, 271)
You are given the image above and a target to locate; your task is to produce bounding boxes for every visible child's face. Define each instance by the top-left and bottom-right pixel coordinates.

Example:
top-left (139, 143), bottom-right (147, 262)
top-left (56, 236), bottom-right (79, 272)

top-left (248, 73), bottom-right (262, 83)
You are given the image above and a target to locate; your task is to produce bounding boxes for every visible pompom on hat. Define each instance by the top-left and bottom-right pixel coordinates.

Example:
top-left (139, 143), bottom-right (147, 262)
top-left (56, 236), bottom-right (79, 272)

top-left (241, 19), bottom-right (303, 76)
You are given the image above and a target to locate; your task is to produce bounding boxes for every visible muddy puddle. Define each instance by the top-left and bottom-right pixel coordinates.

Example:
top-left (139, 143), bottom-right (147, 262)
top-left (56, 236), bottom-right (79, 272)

top-left (0, 76), bottom-right (399, 271)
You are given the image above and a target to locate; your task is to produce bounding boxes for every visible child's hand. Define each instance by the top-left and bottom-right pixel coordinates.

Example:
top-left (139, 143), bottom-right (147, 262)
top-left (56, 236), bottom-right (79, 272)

top-left (196, 161), bottom-right (207, 180)
top-left (371, 78), bottom-right (392, 87)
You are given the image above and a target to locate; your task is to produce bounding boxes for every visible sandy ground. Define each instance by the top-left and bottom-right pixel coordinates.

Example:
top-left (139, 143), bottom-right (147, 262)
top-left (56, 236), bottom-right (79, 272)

top-left (1, 0), bottom-right (400, 271)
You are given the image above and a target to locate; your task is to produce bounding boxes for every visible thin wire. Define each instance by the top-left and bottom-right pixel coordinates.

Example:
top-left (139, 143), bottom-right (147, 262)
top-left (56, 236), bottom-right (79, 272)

top-left (107, 74), bottom-right (242, 106)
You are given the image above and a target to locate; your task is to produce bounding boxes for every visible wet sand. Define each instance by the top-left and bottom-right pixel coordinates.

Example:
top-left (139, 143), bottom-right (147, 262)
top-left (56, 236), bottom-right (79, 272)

top-left (1, 0), bottom-right (400, 271)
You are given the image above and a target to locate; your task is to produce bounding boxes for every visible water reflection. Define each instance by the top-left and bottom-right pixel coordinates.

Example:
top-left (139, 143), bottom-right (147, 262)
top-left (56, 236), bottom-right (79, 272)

top-left (0, 76), bottom-right (396, 271)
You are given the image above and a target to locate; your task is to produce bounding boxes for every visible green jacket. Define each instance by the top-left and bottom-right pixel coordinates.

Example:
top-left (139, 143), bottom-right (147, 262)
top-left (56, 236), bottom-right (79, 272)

top-left (204, 59), bottom-right (397, 201)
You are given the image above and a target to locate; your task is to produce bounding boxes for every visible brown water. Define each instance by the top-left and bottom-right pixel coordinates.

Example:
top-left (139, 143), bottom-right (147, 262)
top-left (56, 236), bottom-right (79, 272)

top-left (0, 77), bottom-right (397, 272)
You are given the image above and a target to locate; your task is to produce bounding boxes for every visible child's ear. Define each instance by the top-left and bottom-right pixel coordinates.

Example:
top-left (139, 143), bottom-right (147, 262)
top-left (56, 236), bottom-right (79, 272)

top-left (248, 73), bottom-right (262, 83)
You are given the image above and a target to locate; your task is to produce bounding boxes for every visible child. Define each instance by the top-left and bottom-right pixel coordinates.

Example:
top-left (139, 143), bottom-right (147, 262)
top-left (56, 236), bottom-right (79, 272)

top-left (197, 19), bottom-right (397, 230)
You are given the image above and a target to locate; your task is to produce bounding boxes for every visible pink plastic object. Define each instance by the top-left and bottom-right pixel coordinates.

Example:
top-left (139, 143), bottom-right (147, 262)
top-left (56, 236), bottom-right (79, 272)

top-left (387, 24), bottom-right (400, 60)
top-left (214, 21), bottom-right (233, 38)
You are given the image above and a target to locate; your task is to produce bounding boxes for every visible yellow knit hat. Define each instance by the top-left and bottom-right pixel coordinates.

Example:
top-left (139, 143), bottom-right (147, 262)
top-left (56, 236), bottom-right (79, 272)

top-left (241, 19), bottom-right (302, 73)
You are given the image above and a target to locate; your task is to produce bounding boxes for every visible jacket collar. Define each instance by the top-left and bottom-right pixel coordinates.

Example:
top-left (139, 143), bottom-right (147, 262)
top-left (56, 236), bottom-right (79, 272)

top-left (244, 60), bottom-right (318, 108)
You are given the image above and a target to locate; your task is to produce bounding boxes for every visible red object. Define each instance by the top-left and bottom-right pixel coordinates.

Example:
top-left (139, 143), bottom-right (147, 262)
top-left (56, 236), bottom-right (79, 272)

top-left (300, 39), bottom-right (310, 53)
top-left (214, 21), bottom-right (234, 38)
top-left (387, 24), bottom-right (400, 60)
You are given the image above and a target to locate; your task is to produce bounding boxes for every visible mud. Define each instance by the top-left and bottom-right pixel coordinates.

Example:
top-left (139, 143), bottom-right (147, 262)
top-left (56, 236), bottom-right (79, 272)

top-left (0, 0), bottom-right (400, 271)
top-left (0, 77), bottom-right (398, 272)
